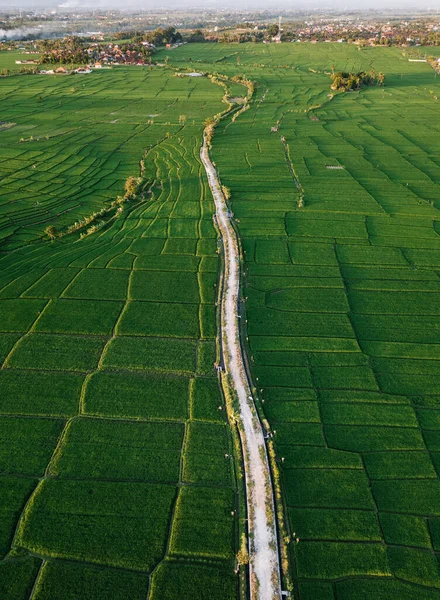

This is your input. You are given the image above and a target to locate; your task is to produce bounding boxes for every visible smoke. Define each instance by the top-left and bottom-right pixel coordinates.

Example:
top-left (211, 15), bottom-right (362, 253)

top-left (0, 26), bottom-right (71, 41)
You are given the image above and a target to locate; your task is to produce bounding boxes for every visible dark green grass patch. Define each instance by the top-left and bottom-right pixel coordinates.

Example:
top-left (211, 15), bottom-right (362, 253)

top-left (0, 334), bottom-right (21, 364)
top-left (363, 341), bottom-right (440, 360)
top-left (0, 556), bottom-right (41, 600)
top-left (197, 238), bottom-right (218, 256)
top-left (62, 269), bottom-right (130, 301)
top-left (418, 409), bottom-right (440, 430)
top-left (0, 476), bottom-right (36, 558)
top-left (0, 299), bottom-right (47, 332)
top-left (170, 486), bottom-right (234, 559)
top-left (6, 333), bottom-right (106, 372)
top-left (199, 304), bottom-right (216, 338)
top-left (337, 245), bottom-right (407, 265)
top-left (351, 314), bottom-right (440, 344)
top-left (372, 480), bottom-right (440, 515)
top-left (134, 254), bottom-right (200, 272)
top-left (129, 238), bottom-right (165, 256)
top-left (325, 425), bottom-right (425, 452)
top-left (285, 468), bottom-right (375, 509)
top-left (247, 309), bottom-right (354, 338)
top-left (0, 370), bottom-right (83, 417)
top-left (388, 546), bottom-right (440, 587)
top-left (255, 239), bottom-right (290, 264)
top-left (256, 366), bottom-right (313, 388)
top-left (117, 301), bottom-right (199, 338)
top-left (102, 336), bottom-right (197, 373)
top-left (34, 299), bottom-right (123, 335)
top-left (163, 238), bottom-right (197, 256)
top-left (266, 287), bottom-right (349, 313)
top-left (312, 366), bottom-right (379, 390)
top-left (149, 560), bottom-right (238, 600)
top-left (196, 340), bottom-right (216, 376)
top-left (295, 541), bottom-right (390, 579)
top-left (379, 513), bottom-right (432, 549)
top-left (199, 272), bottom-right (217, 304)
top-left (130, 270), bottom-right (199, 303)
top-left (290, 507), bottom-right (381, 541)
top-left (377, 372), bottom-right (440, 396)
top-left (251, 336), bottom-right (360, 353)
top-left (50, 417), bottom-right (184, 483)
top-left (297, 582), bottom-right (334, 600)
top-left (183, 422), bottom-right (231, 486)
top-left (0, 270), bottom-right (47, 300)
top-left (107, 253), bottom-right (135, 269)
top-left (22, 269), bottom-right (80, 299)
top-left (191, 378), bottom-right (225, 422)
top-left (321, 403), bottom-right (417, 428)
top-left (429, 519), bottom-right (440, 551)
top-left (364, 451), bottom-right (437, 480)
top-left (83, 370), bottom-right (188, 420)
top-left (16, 479), bottom-right (176, 570)
top-left (0, 417), bottom-right (64, 476)
top-left (289, 242), bottom-right (338, 266)
top-left (335, 578), bottom-right (440, 600)
top-left (253, 351), bottom-right (309, 367)
top-left (264, 400), bottom-right (320, 423)
top-left (349, 290), bottom-right (440, 315)
top-left (33, 560), bottom-right (150, 600)
top-left (274, 422), bottom-right (325, 446)
top-left (279, 446), bottom-right (362, 470)
top-left (319, 389), bottom-right (410, 404)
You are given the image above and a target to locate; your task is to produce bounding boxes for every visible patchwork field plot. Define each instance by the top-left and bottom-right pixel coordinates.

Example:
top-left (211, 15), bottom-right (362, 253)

top-left (0, 65), bottom-right (241, 599)
top-left (194, 41), bottom-right (440, 599)
top-left (2, 40), bottom-right (440, 599)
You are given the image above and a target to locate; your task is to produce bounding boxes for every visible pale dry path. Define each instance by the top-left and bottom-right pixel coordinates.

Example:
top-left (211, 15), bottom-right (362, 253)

top-left (201, 136), bottom-right (282, 600)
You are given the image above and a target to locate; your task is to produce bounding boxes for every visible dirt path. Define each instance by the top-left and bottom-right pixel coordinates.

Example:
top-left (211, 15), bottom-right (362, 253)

top-left (201, 136), bottom-right (282, 600)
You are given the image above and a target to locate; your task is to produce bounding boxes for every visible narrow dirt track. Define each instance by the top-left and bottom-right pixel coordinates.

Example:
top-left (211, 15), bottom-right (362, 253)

top-left (201, 136), bottom-right (282, 600)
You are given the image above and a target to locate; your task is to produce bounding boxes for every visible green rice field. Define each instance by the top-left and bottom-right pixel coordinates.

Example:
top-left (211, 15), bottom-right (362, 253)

top-left (1, 41), bottom-right (440, 598)
top-left (165, 42), bottom-right (440, 599)
top-left (0, 65), bottom-right (241, 600)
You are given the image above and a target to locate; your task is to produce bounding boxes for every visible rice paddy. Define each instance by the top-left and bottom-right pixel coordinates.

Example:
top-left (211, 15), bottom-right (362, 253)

top-left (1, 40), bottom-right (440, 599)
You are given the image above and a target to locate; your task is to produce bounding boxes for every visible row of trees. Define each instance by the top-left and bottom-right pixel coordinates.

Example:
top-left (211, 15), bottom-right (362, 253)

top-left (39, 37), bottom-right (88, 64)
top-left (330, 69), bottom-right (385, 91)
top-left (116, 27), bottom-right (183, 47)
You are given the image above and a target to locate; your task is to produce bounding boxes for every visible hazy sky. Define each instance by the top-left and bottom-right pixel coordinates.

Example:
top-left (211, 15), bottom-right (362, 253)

top-left (1, 0), bottom-right (440, 10)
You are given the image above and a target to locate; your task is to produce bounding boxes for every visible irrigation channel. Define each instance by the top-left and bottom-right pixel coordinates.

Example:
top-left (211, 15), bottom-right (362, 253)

top-left (200, 135), bottom-right (283, 600)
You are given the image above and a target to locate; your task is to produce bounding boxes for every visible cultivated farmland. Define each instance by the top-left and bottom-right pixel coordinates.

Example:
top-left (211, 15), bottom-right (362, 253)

top-left (0, 66), bottom-right (242, 600)
top-left (1, 39), bottom-right (440, 600)
top-left (160, 42), bottom-right (440, 598)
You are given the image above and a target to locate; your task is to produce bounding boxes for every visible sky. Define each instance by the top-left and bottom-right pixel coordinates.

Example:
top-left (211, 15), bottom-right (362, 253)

top-left (1, 0), bottom-right (440, 10)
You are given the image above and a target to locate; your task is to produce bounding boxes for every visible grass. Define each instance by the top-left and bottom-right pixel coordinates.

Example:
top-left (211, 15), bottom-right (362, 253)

top-left (0, 417), bottom-right (64, 476)
top-left (33, 561), bottom-right (150, 600)
top-left (83, 370), bottom-right (190, 420)
top-left (2, 40), bottom-right (440, 597)
top-left (0, 63), bottom-right (239, 597)
top-left (16, 479), bottom-right (177, 570)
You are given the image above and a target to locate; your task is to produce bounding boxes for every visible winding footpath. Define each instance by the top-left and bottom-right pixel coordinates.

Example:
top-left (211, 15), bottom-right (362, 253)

top-left (201, 135), bottom-right (282, 600)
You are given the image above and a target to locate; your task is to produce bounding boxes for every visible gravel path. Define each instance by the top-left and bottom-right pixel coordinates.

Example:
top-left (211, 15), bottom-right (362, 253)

top-left (201, 136), bottom-right (282, 600)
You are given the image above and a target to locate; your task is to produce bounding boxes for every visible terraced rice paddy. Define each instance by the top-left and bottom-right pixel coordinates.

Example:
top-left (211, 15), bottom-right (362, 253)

top-left (2, 41), bottom-right (440, 599)
top-left (161, 42), bottom-right (440, 598)
top-left (0, 66), bottom-right (242, 600)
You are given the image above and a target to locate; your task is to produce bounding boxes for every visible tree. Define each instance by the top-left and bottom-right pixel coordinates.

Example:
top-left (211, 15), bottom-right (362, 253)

top-left (124, 176), bottom-right (139, 198)
top-left (267, 24), bottom-right (279, 37)
top-left (44, 225), bottom-right (58, 240)
top-left (377, 72), bottom-right (385, 86)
